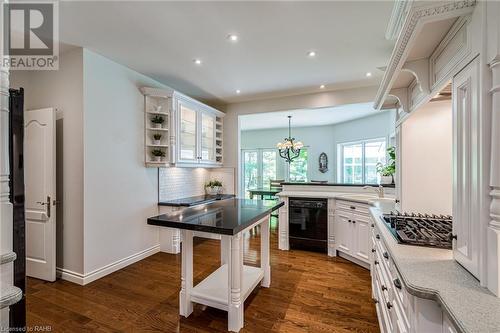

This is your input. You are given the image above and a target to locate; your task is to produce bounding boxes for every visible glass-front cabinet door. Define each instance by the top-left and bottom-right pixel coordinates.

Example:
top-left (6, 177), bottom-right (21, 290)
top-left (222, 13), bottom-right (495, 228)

top-left (178, 101), bottom-right (198, 163)
top-left (200, 112), bottom-right (216, 163)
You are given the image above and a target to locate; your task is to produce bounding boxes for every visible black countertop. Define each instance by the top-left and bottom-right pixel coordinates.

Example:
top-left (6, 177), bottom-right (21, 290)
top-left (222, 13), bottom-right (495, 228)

top-left (148, 199), bottom-right (284, 235)
top-left (281, 182), bottom-right (395, 188)
top-left (158, 194), bottom-right (235, 207)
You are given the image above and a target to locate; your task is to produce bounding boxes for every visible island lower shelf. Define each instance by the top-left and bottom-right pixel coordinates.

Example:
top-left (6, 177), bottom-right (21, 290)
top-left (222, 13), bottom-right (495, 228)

top-left (191, 264), bottom-right (264, 311)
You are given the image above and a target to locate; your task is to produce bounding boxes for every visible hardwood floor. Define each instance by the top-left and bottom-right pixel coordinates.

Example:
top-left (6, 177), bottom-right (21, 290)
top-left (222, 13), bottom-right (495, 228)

top-left (27, 219), bottom-right (380, 332)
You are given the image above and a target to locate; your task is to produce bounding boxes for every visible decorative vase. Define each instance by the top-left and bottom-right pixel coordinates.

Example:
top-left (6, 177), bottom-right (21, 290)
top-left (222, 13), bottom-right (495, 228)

top-left (153, 139), bottom-right (161, 145)
top-left (153, 156), bottom-right (162, 162)
top-left (206, 186), bottom-right (221, 195)
top-left (380, 175), bottom-right (393, 185)
top-left (152, 123), bottom-right (162, 129)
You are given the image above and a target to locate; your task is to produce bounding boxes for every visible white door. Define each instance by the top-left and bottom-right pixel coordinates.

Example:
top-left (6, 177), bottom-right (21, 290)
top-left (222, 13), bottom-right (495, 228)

top-left (25, 108), bottom-right (56, 281)
top-left (452, 57), bottom-right (480, 278)
top-left (335, 211), bottom-right (352, 254)
top-left (352, 214), bottom-right (370, 262)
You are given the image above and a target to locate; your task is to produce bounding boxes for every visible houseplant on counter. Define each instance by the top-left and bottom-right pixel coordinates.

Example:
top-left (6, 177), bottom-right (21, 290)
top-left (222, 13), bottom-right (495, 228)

top-left (376, 146), bottom-right (395, 184)
top-left (151, 115), bottom-right (165, 129)
top-left (205, 179), bottom-right (223, 195)
top-left (151, 149), bottom-right (166, 162)
top-left (152, 133), bottom-right (162, 145)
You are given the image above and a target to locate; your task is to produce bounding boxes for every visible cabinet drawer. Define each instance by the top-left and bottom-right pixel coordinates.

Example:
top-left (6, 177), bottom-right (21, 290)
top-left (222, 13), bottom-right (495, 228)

top-left (335, 200), bottom-right (370, 216)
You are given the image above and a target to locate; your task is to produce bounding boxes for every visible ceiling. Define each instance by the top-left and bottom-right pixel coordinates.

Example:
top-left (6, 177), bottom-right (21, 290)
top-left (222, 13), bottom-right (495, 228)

top-left (240, 102), bottom-right (384, 130)
top-left (58, 1), bottom-right (395, 105)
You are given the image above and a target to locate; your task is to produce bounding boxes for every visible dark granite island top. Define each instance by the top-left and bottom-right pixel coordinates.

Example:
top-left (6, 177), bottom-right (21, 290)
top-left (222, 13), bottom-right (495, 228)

top-left (148, 199), bottom-right (284, 235)
top-left (158, 194), bottom-right (235, 207)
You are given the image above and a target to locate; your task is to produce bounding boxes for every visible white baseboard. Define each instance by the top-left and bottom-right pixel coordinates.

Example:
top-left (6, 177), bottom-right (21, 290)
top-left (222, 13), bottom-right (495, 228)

top-left (56, 244), bottom-right (160, 285)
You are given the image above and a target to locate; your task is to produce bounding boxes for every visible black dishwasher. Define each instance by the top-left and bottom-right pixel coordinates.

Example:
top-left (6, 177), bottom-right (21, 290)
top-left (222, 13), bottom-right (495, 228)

top-left (289, 198), bottom-right (328, 253)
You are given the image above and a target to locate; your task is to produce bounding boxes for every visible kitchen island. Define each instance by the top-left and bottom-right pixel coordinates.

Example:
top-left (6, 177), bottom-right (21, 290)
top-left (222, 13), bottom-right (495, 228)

top-left (147, 199), bottom-right (284, 332)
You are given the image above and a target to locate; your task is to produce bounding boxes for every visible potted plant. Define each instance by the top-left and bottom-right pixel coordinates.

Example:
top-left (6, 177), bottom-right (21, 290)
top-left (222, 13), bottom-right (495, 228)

top-left (151, 115), bottom-right (165, 129)
top-left (151, 149), bottom-right (166, 162)
top-left (376, 146), bottom-right (396, 184)
top-left (205, 179), bottom-right (223, 195)
top-left (152, 133), bottom-right (162, 145)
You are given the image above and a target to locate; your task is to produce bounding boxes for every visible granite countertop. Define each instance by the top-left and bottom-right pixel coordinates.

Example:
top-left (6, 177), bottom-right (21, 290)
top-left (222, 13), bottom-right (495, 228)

top-left (158, 194), bottom-right (235, 207)
top-left (369, 202), bottom-right (500, 333)
top-left (281, 182), bottom-right (395, 188)
top-left (148, 199), bottom-right (284, 235)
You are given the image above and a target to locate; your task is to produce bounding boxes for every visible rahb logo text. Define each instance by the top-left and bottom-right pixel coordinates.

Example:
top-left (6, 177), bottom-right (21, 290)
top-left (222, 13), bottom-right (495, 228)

top-left (3, 1), bottom-right (59, 70)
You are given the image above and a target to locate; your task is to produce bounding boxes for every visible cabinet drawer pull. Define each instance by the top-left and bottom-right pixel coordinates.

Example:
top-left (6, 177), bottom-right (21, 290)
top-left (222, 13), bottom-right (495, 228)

top-left (376, 234), bottom-right (380, 240)
top-left (348, 219), bottom-right (352, 223)
top-left (352, 220), bottom-right (356, 224)
top-left (371, 248), bottom-right (376, 253)
top-left (386, 302), bottom-right (392, 310)
top-left (381, 285), bottom-right (387, 291)
top-left (374, 260), bottom-right (379, 265)
top-left (372, 298), bottom-right (378, 304)
top-left (383, 252), bottom-right (389, 260)
top-left (394, 278), bottom-right (402, 290)
top-left (350, 206), bottom-right (356, 210)
top-left (371, 223), bottom-right (374, 228)
top-left (451, 234), bottom-right (457, 241)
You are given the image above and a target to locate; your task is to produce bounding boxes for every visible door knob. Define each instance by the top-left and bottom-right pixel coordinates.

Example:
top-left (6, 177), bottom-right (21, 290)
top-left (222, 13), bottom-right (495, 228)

top-left (37, 196), bottom-right (51, 218)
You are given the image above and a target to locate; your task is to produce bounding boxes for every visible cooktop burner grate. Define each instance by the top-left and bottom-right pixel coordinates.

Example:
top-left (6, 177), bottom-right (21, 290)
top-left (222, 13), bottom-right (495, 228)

top-left (382, 212), bottom-right (453, 249)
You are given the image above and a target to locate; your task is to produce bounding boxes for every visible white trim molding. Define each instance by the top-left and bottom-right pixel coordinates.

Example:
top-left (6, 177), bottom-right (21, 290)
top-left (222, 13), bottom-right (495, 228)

top-left (56, 245), bottom-right (160, 285)
top-left (374, 0), bottom-right (477, 110)
top-left (487, 57), bottom-right (500, 295)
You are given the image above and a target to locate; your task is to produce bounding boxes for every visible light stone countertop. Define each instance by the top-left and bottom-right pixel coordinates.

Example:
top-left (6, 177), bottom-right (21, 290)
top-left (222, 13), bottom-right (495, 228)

top-left (369, 202), bottom-right (500, 333)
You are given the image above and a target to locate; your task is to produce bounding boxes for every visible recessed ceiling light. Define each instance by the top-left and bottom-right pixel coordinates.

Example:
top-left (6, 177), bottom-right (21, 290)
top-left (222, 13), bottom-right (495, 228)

top-left (307, 51), bottom-right (316, 57)
top-left (227, 34), bottom-right (239, 42)
top-left (320, 85), bottom-right (325, 89)
top-left (236, 89), bottom-right (241, 94)
top-left (366, 72), bottom-right (372, 77)
top-left (193, 59), bottom-right (202, 65)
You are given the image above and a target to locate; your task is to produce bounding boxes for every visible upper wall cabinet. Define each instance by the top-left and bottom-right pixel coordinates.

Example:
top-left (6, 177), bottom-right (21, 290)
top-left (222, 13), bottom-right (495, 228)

top-left (141, 87), bottom-right (224, 168)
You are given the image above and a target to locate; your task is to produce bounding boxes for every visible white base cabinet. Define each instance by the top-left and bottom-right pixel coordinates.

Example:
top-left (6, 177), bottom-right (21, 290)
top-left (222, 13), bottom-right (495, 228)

top-left (371, 222), bottom-right (459, 333)
top-left (334, 200), bottom-right (372, 264)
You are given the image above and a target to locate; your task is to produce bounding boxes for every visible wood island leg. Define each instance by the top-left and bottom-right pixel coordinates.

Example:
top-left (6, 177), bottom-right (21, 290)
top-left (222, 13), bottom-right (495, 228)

top-left (261, 217), bottom-right (271, 287)
top-left (227, 234), bottom-right (244, 332)
top-left (179, 230), bottom-right (193, 317)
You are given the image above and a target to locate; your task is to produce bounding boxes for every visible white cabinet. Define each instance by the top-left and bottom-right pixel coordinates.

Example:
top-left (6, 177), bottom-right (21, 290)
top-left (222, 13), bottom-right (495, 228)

top-left (452, 57), bottom-right (480, 278)
top-left (334, 200), bottom-right (372, 264)
top-left (174, 94), bottom-right (224, 167)
top-left (141, 87), bottom-right (224, 168)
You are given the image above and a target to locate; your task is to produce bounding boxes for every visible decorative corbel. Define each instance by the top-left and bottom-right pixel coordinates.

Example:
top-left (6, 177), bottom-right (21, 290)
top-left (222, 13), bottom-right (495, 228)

top-left (402, 58), bottom-right (431, 99)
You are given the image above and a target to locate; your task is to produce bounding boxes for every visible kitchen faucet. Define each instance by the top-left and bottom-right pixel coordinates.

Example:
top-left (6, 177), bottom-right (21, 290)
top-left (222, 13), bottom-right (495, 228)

top-left (363, 185), bottom-right (384, 198)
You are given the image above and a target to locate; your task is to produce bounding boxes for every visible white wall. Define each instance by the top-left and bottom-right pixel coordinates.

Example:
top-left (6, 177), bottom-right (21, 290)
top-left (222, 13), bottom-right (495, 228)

top-left (82, 49), bottom-right (165, 275)
top-left (240, 111), bottom-right (395, 182)
top-left (401, 100), bottom-right (452, 215)
top-left (10, 48), bottom-right (85, 275)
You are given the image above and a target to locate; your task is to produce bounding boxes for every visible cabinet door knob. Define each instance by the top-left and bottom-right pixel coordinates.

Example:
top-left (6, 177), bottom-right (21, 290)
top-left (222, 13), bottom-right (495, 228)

top-left (395, 199), bottom-right (400, 203)
top-left (372, 298), bottom-right (378, 304)
top-left (348, 219), bottom-right (351, 223)
top-left (386, 302), bottom-right (392, 310)
top-left (352, 220), bottom-right (356, 224)
top-left (371, 223), bottom-right (374, 228)
top-left (374, 260), bottom-right (379, 265)
top-left (376, 234), bottom-right (380, 240)
top-left (393, 278), bottom-right (402, 290)
top-left (381, 285), bottom-right (387, 291)
top-left (451, 234), bottom-right (457, 240)
top-left (383, 252), bottom-right (389, 260)
top-left (371, 248), bottom-right (376, 253)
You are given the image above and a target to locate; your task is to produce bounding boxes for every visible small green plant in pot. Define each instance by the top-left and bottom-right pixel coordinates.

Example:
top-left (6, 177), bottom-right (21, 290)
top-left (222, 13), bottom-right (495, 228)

top-left (205, 179), bottom-right (223, 195)
top-left (376, 146), bottom-right (395, 184)
top-left (151, 115), bottom-right (165, 129)
top-left (152, 133), bottom-right (162, 145)
top-left (151, 149), bottom-right (166, 162)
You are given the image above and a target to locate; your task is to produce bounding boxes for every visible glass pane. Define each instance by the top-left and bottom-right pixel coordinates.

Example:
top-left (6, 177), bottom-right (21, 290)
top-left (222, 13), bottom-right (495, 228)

top-left (289, 149), bottom-right (308, 182)
top-left (365, 140), bottom-right (386, 184)
top-left (243, 151), bottom-right (258, 198)
top-left (343, 144), bottom-right (362, 184)
top-left (201, 113), bottom-right (215, 161)
top-left (180, 105), bottom-right (197, 160)
top-left (262, 150), bottom-right (277, 188)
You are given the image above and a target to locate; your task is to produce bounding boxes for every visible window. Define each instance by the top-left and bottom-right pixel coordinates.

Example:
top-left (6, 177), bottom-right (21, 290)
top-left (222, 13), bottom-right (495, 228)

top-left (339, 139), bottom-right (386, 184)
top-left (289, 149), bottom-right (308, 182)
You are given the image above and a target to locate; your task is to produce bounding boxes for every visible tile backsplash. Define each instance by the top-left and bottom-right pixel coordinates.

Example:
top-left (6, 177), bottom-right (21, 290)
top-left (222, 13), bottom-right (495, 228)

top-left (159, 167), bottom-right (235, 201)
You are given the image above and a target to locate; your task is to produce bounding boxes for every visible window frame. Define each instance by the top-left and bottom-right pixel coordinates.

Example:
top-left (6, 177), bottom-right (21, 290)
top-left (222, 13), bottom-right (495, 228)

top-left (337, 137), bottom-right (387, 184)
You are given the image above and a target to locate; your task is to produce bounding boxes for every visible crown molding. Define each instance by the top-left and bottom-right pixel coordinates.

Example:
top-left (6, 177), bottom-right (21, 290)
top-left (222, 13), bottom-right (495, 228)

top-left (374, 0), bottom-right (476, 110)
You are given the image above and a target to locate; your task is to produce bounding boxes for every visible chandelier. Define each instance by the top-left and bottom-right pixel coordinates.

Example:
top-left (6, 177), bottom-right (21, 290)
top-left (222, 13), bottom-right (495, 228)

top-left (277, 116), bottom-right (304, 163)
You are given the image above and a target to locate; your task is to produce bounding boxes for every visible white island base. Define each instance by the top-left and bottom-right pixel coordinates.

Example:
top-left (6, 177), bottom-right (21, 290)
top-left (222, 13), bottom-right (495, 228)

top-left (179, 216), bottom-right (271, 332)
